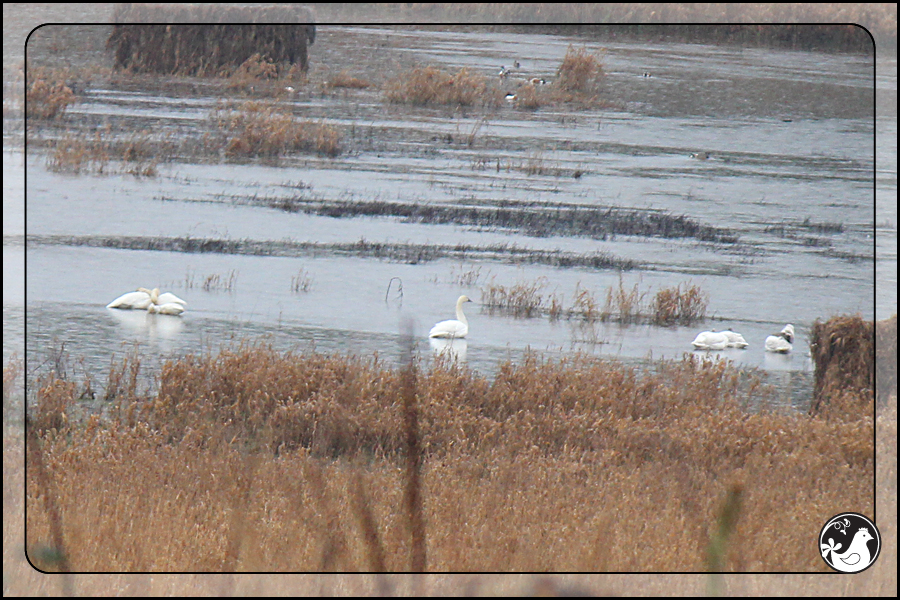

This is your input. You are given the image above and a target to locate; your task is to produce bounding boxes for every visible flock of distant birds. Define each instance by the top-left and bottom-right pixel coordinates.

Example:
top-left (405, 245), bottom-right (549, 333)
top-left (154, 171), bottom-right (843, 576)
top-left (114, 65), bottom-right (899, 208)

top-left (499, 61), bottom-right (550, 102)
top-left (107, 288), bottom-right (794, 353)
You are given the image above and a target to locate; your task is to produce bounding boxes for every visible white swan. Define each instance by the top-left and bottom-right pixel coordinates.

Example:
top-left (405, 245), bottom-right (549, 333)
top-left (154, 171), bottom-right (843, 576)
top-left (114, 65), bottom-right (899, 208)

top-left (429, 295), bottom-right (472, 338)
top-left (721, 329), bottom-right (749, 348)
top-left (107, 287), bottom-right (155, 309)
top-left (692, 329), bottom-right (748, 350)
top-left (154, 290), bottom-right (187, 306)
top-left (147, 302), bottom-right (185, 316)
top-left (765, 324), bottom-right (794, 353)
top-left (692, 330), bottom-right (729, 350)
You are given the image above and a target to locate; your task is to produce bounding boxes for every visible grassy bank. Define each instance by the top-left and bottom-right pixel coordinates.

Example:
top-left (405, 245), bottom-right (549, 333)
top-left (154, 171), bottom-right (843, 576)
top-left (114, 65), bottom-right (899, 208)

top-left (23, 344), bottom-right (873, 572)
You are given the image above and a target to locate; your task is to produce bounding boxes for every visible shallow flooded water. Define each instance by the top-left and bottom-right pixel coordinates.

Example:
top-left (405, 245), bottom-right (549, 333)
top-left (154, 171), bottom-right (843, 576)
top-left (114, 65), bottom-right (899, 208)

top-left (7, 24), bottom-right (894, 412)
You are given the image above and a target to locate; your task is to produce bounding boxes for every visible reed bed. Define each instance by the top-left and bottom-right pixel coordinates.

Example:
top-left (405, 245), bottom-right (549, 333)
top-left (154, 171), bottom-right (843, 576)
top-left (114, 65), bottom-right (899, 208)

top-left (211, 101), bottom-right (342, 158)
top-left (384, 66), bottom-right (498, 108)
top-left (25, 67), bottom-right (75, 120)
top-left (45, 129), bottom-right (167, 176)
top-left (24, 343), bottom-right (873, 572)
top-left (108, 5), bottom-right (316, 75)
top-left (481, 277), bottom-right (549, 317)
top-left (651, 282), bottom-right (709, 326)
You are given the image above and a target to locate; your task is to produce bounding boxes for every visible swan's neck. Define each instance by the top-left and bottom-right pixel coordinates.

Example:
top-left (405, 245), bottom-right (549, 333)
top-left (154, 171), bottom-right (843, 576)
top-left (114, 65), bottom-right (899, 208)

top-left (455, 300), bottom-right (468, 325)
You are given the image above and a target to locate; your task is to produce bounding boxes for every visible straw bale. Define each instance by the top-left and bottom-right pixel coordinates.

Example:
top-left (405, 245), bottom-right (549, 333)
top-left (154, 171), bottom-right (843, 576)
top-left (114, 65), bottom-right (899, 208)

top-left (108, 4), bottom-right (316, 75)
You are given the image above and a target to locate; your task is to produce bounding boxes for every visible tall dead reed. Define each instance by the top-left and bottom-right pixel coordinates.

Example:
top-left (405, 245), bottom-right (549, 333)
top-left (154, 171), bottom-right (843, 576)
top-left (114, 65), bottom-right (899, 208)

top-left (652, 282), bottom-right (709, 326)
top-left (809, 314), bottom-right (875, 416)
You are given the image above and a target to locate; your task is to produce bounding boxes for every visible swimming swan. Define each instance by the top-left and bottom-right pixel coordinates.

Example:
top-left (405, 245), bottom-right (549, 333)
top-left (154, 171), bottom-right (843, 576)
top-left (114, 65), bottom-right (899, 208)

top-left (107, 287), bottom-right (155, 309)
top-left (765, 324), bottom-right (794, 353)
top-left (429, 295), bottom-right (472, 338)
top-left (691, 329), bottom-right (748, 350)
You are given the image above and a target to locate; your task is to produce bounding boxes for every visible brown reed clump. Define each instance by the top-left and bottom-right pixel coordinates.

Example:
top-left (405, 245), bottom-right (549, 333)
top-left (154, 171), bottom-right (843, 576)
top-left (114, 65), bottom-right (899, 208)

top-left (385, 66), bottom-right (495, 107)
top-left (325, 70), bottom-right (371, 90)
top-left (26, 68), bottom-right (76, 120)
top-left (876, 315), bottom-right (897, 405)
top-left (31, 375), bottom-right (76, 436)
top-left (108, 5), bottom-right (316, 75)
top-left (212, 101), bottom-right (342, 158)
top-left (481, 277), bottom-right (547, 317)
top-left (25, 345), bottom-right (873, 572)
top-left (652, 282), bottom-right (709, 326)
top-left (603, 274), bottom-right (647, 324)
top-left (554, 46), bottom-right (604, 97)
top-left (809, 314), bottom-right (875, 417)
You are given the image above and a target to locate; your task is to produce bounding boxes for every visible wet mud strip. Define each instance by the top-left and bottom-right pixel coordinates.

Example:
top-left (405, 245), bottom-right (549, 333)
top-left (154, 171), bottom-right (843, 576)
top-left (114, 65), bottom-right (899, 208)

top-left (220, 195), bottom-right (742, 244)
top-left (24, 234), bottom-right (638, 270)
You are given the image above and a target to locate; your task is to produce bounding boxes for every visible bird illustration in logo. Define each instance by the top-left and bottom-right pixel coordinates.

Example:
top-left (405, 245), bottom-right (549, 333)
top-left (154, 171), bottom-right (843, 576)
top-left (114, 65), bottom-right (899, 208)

top-left (821, 527), bottom-right (874, 572)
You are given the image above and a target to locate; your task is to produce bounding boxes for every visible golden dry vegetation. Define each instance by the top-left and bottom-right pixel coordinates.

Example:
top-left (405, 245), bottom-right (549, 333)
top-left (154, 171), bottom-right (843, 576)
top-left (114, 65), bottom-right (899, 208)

top-left (20, 339), bottom-right (875, 574)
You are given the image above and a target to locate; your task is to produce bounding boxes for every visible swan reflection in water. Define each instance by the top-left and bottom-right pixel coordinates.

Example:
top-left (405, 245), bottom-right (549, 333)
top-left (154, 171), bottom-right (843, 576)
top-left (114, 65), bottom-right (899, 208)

top-left (106, 306), bottom-right (185, 340)
top-left (429, 336), bottom-right (467, 363)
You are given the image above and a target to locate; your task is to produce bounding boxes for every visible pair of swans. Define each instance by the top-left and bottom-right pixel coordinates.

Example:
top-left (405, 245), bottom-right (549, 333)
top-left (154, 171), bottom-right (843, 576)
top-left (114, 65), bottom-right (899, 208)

top-left (107, 287), bottom-right (187, 316)
top-left (691, 329), bottom-right (749, 351)
top-left (692, 324), bottom-right (795, 353)
top-left (429, 295), bottom-right (472, 339)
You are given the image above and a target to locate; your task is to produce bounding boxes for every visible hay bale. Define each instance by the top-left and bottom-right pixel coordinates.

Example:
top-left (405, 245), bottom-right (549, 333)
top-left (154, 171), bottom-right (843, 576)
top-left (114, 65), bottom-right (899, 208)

top-left (809, 314), bottom-right (874, 415)
top-left (108, 4), bottom-right (316, 75)
top-left (876, 315), bottom-right (897, 405)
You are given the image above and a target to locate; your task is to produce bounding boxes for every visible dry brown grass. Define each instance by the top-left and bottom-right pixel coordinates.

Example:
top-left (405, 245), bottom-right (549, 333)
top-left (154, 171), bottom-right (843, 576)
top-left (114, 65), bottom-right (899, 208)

top-left (810, 314), bottom-right (875, 417)
top-left (555, 46), bottom-right (605, 96)
top-left (602, 274), bottom-right (647, 324)
top-left (652, 281), bottom-right (710, 326)
top-left (325, 70), bottom-right (371, 90)
top-left (481, 276), bottom-right (548, 317)
top-left (22, 343), bottom-right (874, 573)
top-left (45, 129), bottom-right (162, 176)
top-left (384, 66), bottom-right (499, 108)
top-left (212, 101), bottom-right (342, 158)
top-left (26, 67), bottom-right (76, 120)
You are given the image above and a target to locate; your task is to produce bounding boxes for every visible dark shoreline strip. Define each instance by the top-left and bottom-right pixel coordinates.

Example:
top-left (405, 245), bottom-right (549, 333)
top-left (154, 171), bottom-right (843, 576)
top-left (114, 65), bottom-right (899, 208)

top-left (254, 197), bottom-right (740, 244)
top-left (24, 234), bottom-right (638, 270)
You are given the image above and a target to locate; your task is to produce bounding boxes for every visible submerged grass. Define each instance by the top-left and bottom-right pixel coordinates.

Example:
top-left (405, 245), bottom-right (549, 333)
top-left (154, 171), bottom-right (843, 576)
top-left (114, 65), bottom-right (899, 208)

top-left (24, 343), bottom-right (874, 572)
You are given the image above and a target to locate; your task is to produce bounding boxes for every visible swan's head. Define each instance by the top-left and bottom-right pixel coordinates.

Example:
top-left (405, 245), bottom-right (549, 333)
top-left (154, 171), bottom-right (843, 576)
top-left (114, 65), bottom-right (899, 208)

top-left (149, 288), bottom-right (161, 303)
top-left (782, 324), bottom-right (795, 343)
top-left (458, 295), bottom-right (472, 305)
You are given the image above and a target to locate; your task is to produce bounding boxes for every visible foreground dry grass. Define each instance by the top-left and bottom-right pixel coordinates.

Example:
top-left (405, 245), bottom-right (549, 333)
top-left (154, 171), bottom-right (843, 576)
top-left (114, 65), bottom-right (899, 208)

top-left (15, 343), bottom-right (877, 577)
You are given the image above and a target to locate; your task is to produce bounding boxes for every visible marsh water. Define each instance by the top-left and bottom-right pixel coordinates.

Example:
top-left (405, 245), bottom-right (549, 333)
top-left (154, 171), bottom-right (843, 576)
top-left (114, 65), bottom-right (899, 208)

top-left (6, 23), bottom-right (895, 412)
